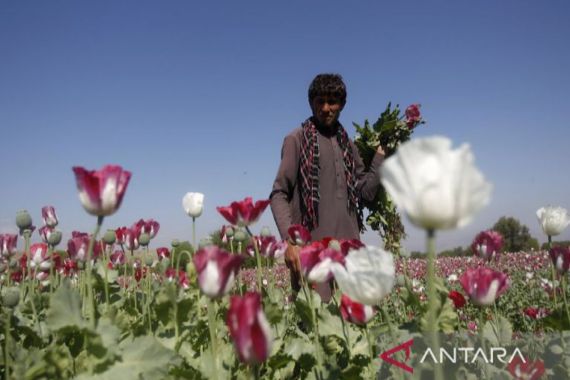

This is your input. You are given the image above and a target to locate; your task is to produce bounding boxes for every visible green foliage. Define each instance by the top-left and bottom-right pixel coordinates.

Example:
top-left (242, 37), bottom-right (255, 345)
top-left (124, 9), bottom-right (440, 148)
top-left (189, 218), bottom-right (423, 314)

top-left (353, 103), bottom-right (414, 253)
top-left (541, 240), bottom-right (570, 250)
top-left (492, 216), bottom-right (539, 252)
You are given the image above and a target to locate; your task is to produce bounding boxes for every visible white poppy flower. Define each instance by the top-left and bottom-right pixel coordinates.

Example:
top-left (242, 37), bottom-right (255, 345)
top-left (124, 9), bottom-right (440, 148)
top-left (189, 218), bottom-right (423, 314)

top-left (330, 246), bottom-right (395, 306)
top-left (380, 136), bottom-right (492, 230)
top-left (536, 206), bottom-right (570, 237)
top-left (182, 192), bottom-right (205, 218)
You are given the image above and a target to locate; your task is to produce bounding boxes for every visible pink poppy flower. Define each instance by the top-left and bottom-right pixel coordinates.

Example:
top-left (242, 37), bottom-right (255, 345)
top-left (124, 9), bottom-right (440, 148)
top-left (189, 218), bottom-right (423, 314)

top-left (72, 164), bottom-right (131, 217)
top-left (226, 292), bottom-right (273, 365)
top-left (41, 206), bottom-right (58, 227)
top-left (404, 104), bottom-right (422, 129)
top-left (39, 225), bottom-right (54, 244)
top-left (299, 242), bottom-right (345, 283)
top-left (340, 294), bottom-right (376, 325)
top-left (67, 235), bottom-right (102, 262)
top-left (29, 243), bottom-right (51, 271)
top-left (216, 197), bottom-right (270, 227)
top-left (124, 224), bottom-right (142, 251)
top-left (460, 267), bottom-right (510, 306)
top-left (287, 224), bottom-right (312, 245)
top-left (0, 234), bottom-right (18, 258)
top-left (471, 230), bottom-right (503, 261)
top-left (115, 227), bottom-right (128, 245)
top-left (110, 250), bottom-right (126, 267)
top-left (524, 307), bottom-right (550, 320)
top-left (193, 246), bottom-right (244, 298)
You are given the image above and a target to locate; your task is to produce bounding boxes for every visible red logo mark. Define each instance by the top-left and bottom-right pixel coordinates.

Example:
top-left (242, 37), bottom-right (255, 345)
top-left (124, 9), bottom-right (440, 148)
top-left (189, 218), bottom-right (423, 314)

top-left (379, 338), bottom-right (414, 374)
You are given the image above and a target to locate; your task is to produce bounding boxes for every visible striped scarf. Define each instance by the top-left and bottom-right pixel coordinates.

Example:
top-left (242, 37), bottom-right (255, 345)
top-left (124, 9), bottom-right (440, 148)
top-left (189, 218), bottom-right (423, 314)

top-left (299, 118), bottom-right (362, 231)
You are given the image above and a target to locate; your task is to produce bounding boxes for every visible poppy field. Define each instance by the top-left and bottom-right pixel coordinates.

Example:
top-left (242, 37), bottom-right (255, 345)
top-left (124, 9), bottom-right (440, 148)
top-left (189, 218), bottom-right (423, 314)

top-left (1, 137), bottom-right (570, 380)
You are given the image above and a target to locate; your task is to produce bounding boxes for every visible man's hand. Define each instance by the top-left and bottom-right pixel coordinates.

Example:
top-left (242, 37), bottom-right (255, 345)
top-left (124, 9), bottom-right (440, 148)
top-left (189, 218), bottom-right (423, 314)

top-left (284, 241), bottom-right (302, 292)
top-left (376, 144), bottom-right (386, 156)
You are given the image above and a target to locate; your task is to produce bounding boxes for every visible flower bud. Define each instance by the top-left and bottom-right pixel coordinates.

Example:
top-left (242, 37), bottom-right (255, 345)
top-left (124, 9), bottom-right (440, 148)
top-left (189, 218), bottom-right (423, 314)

top-left (396, 274), bottom-right (406, 287)
top-left (199, 237), bottom-right (213, 249)
top-left (260, 226), bottom-right (272, 238)
top-left (225, 226), bottom-right (235, 238)
top-left (139, 233), bottom-right (150, 247)
top-left (0, 262), bottom-right (6, 273)
top-left (186, 262), bottom-right (197, 283)
top-left (171, 239), bottom-right (180, 248)
top-left (234, 229), bottom-right (247, 242)
top-left (323, 336), bottom-right (342, 355)
top-left (16, 210), bottom-right (33, 230)
top-left (9, 259), bottom-right (18, 269)
top-left (327, 239), bottom-right (341, 252)
top-left (47, 230), bottom-right (62, 246)
top-left (144, 255), bottom-right (154, 267)
top-left (103, 229), bottom-right (117, 245)
top-left (2, 287), bottom-right (20, 308)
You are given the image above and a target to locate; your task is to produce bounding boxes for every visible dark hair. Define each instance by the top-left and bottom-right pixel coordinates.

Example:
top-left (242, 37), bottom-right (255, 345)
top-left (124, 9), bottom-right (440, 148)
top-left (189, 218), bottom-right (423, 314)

top-left (308, 73), bottom-right (347, 106)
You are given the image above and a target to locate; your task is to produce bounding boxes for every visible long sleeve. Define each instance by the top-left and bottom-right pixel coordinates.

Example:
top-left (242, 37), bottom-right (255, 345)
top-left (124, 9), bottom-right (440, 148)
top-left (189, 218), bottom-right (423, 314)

top-left (352, 141), bottom-right (385, 204)
top-left (270, 134), bottom-right (300, 239)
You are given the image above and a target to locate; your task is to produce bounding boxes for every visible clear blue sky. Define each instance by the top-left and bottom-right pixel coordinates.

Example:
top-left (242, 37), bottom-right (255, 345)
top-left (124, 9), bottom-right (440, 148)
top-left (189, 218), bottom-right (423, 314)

top-left (1, 0), bottom-right (569, 252)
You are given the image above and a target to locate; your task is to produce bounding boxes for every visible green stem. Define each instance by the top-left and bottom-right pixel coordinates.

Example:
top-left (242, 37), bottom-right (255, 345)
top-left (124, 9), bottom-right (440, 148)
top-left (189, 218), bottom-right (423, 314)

top-left (302, 282), bottom-right (322, 379)
top-left (426, 229), bottom-right (443, 380)
top-left (245, 227), bottom-right (263, 292)
top-left (5, 308), bottom-right (11, 380)
top-left (548, 236), bottom-right (559, 306)
top-left (48, 245), bottom-right (54, 296)
top-left (365, 327), bottom-right (375, 377)
top-left (207, 298), bottom-right (219, 380)
top-left (332, 293), bottom-right (351, 359)
top-left (562, 276), bottom-right (570, 326)
top-left (192, 217), bottom-right (196, 257)
top-left (86, 216), bottom-right (104, 329)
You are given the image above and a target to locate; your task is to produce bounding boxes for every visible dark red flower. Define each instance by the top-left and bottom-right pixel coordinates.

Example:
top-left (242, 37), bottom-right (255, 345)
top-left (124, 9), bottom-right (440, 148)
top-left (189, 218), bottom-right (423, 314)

top-left (507, 355), bottom-right (545, 380)
top-left (549, 245), bottom-right (570, 274)
top-left (227, 292), bottom-right (273, 365)
top-left (340, 294), bottom-right (376, 325)
top-left (287, 224), bottom-right (312, 245)
top-left (448, 290), bottom-right (466, 308)
top-left (156, 247), bottom-right (170, 260)
top-left (216, 197), bottom-right (270, 227)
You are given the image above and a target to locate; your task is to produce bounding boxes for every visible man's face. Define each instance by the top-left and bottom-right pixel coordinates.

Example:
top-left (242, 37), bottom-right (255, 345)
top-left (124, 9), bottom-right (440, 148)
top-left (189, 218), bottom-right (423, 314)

top-left (310, 95), bottom-right (344, 128)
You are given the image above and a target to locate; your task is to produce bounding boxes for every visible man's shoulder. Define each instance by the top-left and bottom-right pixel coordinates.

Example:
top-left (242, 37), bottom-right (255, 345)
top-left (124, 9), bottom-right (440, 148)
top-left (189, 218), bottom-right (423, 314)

top-left (282, 126), bottom-right (304, 144)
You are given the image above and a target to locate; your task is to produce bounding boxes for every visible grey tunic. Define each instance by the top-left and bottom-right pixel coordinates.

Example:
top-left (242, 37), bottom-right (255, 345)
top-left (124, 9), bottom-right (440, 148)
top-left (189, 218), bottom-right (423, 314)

top-left (270, 123), bottom-right (385, 241)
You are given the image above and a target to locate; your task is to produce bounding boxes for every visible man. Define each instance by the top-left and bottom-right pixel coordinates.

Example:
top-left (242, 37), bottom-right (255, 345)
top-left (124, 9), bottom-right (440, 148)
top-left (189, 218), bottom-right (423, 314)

top-left (270, 73), bottom-right (385, 290)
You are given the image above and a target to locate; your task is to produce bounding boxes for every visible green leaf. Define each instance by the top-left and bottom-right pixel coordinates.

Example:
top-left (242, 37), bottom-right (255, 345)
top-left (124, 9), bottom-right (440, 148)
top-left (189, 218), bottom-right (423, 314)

top-left (482, 316), bottom-right (512, 346)
top-left (78, 336), bottom-right (178, 380)
top-left (46, 280), bottom-right (88, 332)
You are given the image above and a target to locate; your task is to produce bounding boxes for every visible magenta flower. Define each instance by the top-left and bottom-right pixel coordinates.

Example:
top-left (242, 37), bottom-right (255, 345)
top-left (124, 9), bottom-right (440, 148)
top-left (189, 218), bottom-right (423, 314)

top-left (39, 225), bottom-right (54, 244)
top-left (471, 230), bottom-right (503, 261)
top-left (67, 235), bottom-right (102, 262)
top-left (72, 164), bottom-right (131, 217)
top-left (339, 239), bottom-right (365, 256)
top-left (193, 246), bottom-right (244, 298)
top-left (299, 242), bottom-right (345, 283)
top-left (404, 104), bottom-right (422, 129)
top-left (142, 219), bottom-right (160, 239)
top-left (165, 268), bottom-right (189, 289)
top-left (41, 206), bottom-right (59, 227)
top-left (246, 236), bottom-right (286, 259)
top-left (216, 197), bottom-right (271, 227)
top-left (0, 234), bottom-right (18, 258)
top-left (29, 243), bottom-right (51, 271)
top-left (459, 267), bottom-right (510, 306)
top-left (340, 294), bottom-right (376, 325)
top-left (124, 224), bottom-right (142, 251)
top-left (287, 224), bottom-right (312, 245)
top-left (226, 292), bottom-right (273, 365)
top-left (156, 247), bottom-right (170, 261)
top-left (110, 250), bottom-right (126, 267)
top-left (549, 246), bottom-right (570, 274)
